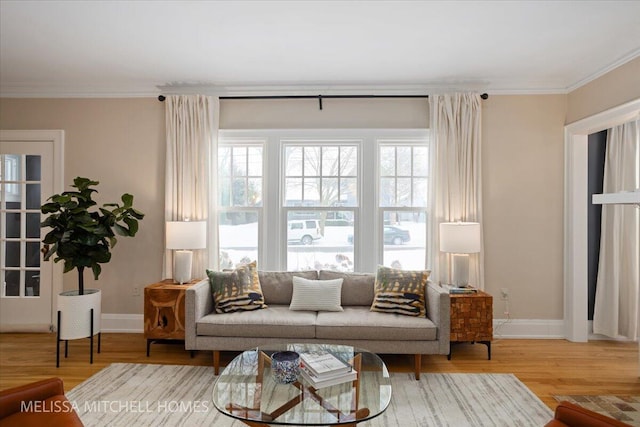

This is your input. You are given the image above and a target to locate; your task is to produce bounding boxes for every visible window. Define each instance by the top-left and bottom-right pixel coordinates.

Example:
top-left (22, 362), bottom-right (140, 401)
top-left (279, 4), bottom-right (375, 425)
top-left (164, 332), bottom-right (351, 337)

top-left (378, 144), bottom-right (429, 270)
top-left (217, 143), bottom-right (263, 269)
top-left (283, 143), bottom-right (358, 271)
top-left (217, 130), bottom-right (429, 273)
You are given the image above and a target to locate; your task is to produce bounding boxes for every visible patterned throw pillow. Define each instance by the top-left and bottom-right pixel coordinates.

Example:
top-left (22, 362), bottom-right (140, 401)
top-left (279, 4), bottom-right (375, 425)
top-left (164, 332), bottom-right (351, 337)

top-left (207, 261), bottom-right (267, 313)
top-left (370, 266), bottom-right (430, 317)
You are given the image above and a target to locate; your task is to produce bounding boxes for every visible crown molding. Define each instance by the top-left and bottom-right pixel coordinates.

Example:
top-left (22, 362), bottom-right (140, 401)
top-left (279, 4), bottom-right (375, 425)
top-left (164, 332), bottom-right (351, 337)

top-left (566, 48), bottom-right (640, 93)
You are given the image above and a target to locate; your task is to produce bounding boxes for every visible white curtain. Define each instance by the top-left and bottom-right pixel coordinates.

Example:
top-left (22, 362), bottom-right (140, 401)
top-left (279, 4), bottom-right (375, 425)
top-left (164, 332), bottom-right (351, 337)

top-left (429, 93), bottom-right (484, 288)
top-left (593, 119), bottom-right (640, 340)
top-left (164, 95), bottom-right (220, 279)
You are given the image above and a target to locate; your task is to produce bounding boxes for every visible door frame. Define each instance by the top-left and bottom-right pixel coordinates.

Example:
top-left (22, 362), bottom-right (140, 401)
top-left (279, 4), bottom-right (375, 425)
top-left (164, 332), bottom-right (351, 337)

top-left (0, 130), bottom-right (65, 331)
top-left (563, 99), bottom-right (640, 342)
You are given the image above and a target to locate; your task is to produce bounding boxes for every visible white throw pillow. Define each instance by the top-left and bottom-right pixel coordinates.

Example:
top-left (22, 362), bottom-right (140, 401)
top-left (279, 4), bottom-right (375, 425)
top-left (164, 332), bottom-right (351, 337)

top-left (289, 276), bottom-right (344, 312)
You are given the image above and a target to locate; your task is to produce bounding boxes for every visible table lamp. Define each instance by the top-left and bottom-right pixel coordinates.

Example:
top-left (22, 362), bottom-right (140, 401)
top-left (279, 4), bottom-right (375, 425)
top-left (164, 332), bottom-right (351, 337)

top-left (166, 220), bottom-right (207, 284)
top-left (439, 222), bottom-right (481, 287)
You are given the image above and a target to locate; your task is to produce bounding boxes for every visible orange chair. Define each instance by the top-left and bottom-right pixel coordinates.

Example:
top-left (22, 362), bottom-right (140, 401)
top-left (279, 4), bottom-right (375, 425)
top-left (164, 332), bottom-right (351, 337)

top-left (545, 400), bottom-right (632, 427)
top-left (0, 377), bottom-right (83, 427)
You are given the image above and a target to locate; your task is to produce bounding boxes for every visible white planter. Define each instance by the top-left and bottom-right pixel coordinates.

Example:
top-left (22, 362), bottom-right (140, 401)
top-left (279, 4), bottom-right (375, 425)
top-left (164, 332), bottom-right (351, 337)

top-left (57, 289), bottom-right (101, 340)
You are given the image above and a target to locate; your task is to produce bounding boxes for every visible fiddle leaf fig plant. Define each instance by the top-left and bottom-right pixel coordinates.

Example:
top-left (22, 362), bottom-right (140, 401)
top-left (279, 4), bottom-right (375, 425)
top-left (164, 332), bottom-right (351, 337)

top-left (41, 177), bottom-right (145, 295)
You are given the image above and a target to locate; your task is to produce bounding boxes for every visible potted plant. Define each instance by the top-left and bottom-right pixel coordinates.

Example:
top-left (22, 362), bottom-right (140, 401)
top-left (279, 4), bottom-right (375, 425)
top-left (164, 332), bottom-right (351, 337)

top-left (41, 177), bottom-right (144, 359)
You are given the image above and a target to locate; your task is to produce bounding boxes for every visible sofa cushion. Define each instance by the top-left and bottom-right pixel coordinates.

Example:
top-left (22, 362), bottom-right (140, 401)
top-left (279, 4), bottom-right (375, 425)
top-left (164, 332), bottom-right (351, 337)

top-left (370, 266), bottom-right (430, 317)
top-left (258, 270), bottom-right (318, 305)
top-left (196, 305), bottom-right (317, 338)
top-left (319, 270), bottom-right (375, 306)
top-left (289, 277), bottom-right (344, 312)
top-left (207, 261), bottom-right (266, 313)
top-left (316, 307), bottom-right (437, 341)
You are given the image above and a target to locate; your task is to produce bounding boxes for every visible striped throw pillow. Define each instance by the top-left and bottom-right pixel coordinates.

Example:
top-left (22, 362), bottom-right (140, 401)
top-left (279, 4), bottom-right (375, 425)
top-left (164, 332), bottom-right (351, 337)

top-left (207, 261), bottom-right (267, 313)
top-left (289, 276), bottom-right (344, 312)
top-left (370, 266), bottom-right (430, 317)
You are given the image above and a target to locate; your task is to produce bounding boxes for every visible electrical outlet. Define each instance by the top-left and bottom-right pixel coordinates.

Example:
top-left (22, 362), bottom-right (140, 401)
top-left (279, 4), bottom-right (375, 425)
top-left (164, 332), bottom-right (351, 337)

top-left (500, 288), bottom-right (509, 300)
top-left (132, 285), bottom-right (140, 297)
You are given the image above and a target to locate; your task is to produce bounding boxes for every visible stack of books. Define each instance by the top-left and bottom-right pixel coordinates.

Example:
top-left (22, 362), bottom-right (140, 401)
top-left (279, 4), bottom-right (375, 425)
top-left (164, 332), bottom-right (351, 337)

top-left (299, 352), bottom-right (357, 388)
top-left (442, 284), bottom-right (478, 294)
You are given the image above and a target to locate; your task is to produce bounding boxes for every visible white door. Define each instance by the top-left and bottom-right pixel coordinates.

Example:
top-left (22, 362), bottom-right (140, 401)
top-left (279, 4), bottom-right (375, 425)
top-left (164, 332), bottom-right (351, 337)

top-left (0, 130), bottom-right (64, 332)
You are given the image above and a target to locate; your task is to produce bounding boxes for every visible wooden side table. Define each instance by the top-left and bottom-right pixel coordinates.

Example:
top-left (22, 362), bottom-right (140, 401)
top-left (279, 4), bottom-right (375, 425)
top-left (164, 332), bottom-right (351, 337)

top-left (143, 279), bottom-right (196, 356)
top-left (448, 290), bottom-right (493, 360)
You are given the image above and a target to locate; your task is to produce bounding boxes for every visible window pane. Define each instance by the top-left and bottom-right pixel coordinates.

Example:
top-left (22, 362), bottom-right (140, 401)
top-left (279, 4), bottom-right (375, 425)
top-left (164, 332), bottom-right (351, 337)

top-left (286, 210), bottom-right (354, 272)
top-left (26, 242), bottom-right (40, 267)
top-left (397, 178), bottom-right (412, 206)
top-left (218, 212), bottom-right (258, 269)
top-left (6, 213), bottom-right (21, 238)
top-left (413, 146), bottom-right (429, 176)
top-left (26, 183), bottom-right (40, 209)
top-left (413, 178), bottom-right (428, 207)
top-left (219, 178), bottom-right (231, 206)
top-left (3, 270), bottom-right (19, 296)
top-left (5, 242), bottom-right (20, 267)
top-left (379, 146), bottom-right (395, 176)
top-left (285, 178), bottom-right (302, 205)
top-left (218, 147), bottom-right (231, 176)
top-left (340, 146), bottom-right (358, 176)
top-left (248, 147), bottom-right (262, 176)
top-left (340, 178), bottom-right (357, 207)
top-left (322, 147), bottom-right (339, 176)
top-left (25, 270), bottom-right (40, 296)
top-left (380, 178), bottom-right (395, 207)
top-left (285, 147), bottom-right (302, 176)
top-left (303, 147), bottom-right (320, 176)
top-left (25, 155), bottom-right (41, 181)
top-left (396, 146), bottom-right (412, 177)
top-left (247, 178), bottom-right (262, 207)
top-left (303, 178), bottom-right (320, 204)
top-left (321, 178), bottom-right (339, 206)
top-left (382, 210), bottom-right (427, 270)
top-left (232, 178), bottom-right (246, 206)
top-left (26, 213), bottom-right (40, 238)
top-left (233, 147), bottom-right (247, 176)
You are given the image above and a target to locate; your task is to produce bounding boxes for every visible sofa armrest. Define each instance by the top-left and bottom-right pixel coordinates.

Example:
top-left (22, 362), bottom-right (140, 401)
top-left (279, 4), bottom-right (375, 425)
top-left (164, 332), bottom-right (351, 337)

top-left (0, 377), bottom-right (64, 419)
top-left (426, 282), bottom-right (450, 354)
top-left (185, 278), bottom-right (213, 350)
top-left (545, 401), bottom-right (631, 427)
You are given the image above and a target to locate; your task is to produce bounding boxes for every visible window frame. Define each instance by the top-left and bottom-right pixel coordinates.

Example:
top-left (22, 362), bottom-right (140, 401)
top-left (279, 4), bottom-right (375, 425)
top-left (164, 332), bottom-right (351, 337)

top-left (216, 129), bottom-right (430, 273)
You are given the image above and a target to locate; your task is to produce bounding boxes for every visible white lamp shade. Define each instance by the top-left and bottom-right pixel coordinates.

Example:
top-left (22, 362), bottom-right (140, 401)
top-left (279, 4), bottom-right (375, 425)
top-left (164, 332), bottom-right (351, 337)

top-left (166, 221), bottom-right (207, 250)
top-left (439, 222), bottom-right (481, 254)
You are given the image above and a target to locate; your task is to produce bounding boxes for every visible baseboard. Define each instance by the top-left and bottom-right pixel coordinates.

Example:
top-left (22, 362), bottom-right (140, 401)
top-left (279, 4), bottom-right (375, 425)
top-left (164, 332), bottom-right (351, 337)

top-left (100, 313), bottom-right (566, 339)
top-left (493, 319), bottom-right (565, 339)
top-left (101, 314), bottom-right (144, 333)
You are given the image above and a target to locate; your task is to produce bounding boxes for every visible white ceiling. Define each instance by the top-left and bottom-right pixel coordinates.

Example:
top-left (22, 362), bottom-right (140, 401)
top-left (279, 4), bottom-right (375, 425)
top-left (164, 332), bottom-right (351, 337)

top-left (1, 1), bottom-right (640, 97)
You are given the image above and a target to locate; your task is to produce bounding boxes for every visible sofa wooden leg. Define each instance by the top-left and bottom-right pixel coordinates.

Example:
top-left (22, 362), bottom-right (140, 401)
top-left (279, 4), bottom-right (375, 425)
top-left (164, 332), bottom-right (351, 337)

top-left (415, 354), bottom-right (422, 380)
top-left (213, 350), bottom-right (220, 375)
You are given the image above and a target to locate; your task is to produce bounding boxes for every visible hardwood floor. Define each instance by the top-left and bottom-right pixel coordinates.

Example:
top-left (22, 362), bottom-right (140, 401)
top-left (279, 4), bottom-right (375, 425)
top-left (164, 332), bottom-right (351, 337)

top-left (0, 333), bottom-right (638, 410)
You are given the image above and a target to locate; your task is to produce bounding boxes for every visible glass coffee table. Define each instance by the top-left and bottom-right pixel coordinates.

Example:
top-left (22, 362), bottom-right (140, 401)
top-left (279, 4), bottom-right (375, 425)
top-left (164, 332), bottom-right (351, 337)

top-left (212, 343), bottom-right (392, 426)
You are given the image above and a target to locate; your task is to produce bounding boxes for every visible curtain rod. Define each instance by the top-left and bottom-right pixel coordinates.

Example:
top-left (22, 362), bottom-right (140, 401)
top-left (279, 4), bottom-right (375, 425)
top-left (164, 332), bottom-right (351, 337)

top-left (157, 93), bottom-right (489, 110)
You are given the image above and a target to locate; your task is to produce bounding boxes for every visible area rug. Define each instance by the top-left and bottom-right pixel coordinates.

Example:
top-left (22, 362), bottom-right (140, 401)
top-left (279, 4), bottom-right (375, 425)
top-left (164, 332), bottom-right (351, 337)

top-left (554, 395), bottom-right (640, 426)
top-left (67, 363), bottom-right (552, 426)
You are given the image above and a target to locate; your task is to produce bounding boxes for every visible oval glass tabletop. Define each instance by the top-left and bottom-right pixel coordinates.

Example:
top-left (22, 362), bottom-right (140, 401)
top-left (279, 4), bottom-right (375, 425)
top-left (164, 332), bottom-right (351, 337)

top-left (212, 343), bottom-right (392, 426)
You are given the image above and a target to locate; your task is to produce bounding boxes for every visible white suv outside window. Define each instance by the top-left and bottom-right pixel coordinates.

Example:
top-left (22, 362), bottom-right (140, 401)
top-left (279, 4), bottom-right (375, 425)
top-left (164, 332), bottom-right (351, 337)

top-left (287, 220), bottom-right (322, 245)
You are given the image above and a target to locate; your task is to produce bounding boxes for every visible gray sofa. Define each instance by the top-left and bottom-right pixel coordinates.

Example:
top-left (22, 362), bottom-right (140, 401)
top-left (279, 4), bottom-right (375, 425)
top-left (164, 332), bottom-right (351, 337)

top-left (186, 270), bottom-right (450, 379)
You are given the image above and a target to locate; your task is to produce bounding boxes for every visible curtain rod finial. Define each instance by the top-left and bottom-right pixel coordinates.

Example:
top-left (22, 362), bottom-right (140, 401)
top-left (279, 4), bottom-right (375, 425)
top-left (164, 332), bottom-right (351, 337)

top-left (480, 93), bottom-right (489, 100)
top-left (158, 95), bottom-right (166, 102)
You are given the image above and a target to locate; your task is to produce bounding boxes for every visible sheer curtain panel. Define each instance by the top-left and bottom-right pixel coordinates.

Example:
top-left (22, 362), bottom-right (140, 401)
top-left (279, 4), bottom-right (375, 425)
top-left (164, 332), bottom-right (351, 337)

top-left (429, 93), bottom-right (484, 289)
top-left (164, 95), bottom-right (220, 280)
top-left (593, 119), bottom-right (640, 340)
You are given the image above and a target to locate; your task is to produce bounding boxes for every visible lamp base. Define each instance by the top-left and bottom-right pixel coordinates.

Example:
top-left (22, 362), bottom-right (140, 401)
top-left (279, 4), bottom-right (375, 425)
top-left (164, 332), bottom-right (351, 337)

top-left (174, 250), bottom-right (193, 285)
top-left (452, 253), bottom-right (470, 288)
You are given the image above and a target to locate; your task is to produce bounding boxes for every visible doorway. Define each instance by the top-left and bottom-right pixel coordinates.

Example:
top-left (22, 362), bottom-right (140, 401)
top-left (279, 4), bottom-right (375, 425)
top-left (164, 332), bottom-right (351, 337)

top-left (0, 130), bottom-right (64, 331)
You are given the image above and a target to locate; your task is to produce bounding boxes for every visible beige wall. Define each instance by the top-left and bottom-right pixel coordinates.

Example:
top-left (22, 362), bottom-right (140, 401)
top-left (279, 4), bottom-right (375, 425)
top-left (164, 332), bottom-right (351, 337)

top-left (220, 98), bottom-right (429, 129)
top-left (0, 98), bottom-right (165, 314)
top-left (566, 57), bottom-right (640, 124)
top-left (0, 94), bottom-right (566, 320)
